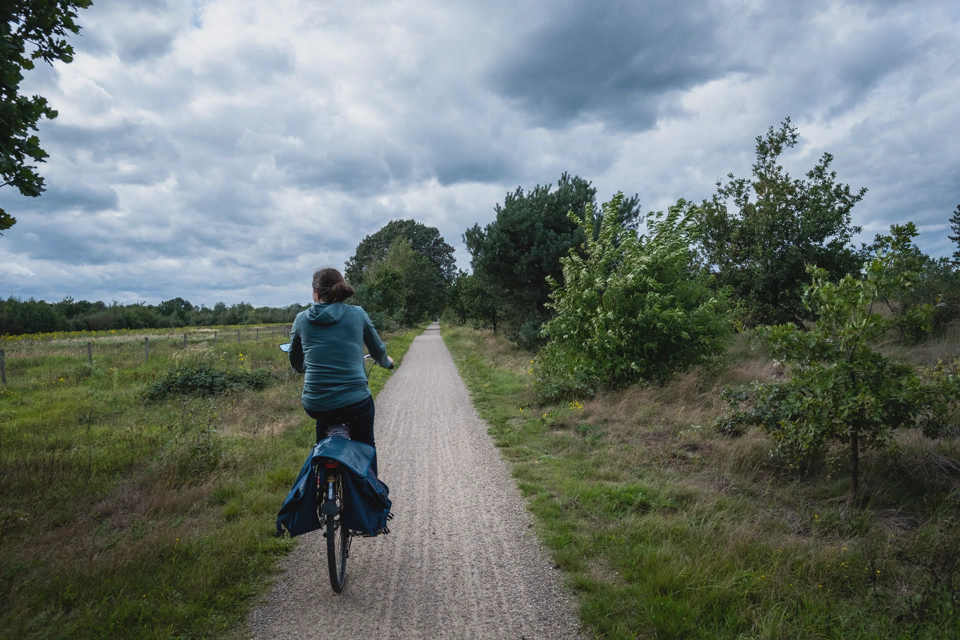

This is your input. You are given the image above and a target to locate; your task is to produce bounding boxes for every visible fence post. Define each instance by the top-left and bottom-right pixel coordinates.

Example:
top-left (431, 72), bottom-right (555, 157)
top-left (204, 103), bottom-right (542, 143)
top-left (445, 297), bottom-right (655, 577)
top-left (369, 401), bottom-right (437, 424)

top-left (214, 331), bottom-right (217, 345)
top-left (256, 328), bottom-right (259, 342)
top-left (183, 333), bottom-right (187, 349)
top-left (236, 329), bottom-right (240, 344)
top-left (145, 337), bottom-right (149, 362)
top-left (87, 342), bottom-right (92, 365)
top-left (1, 350), bottom-right (5, 384)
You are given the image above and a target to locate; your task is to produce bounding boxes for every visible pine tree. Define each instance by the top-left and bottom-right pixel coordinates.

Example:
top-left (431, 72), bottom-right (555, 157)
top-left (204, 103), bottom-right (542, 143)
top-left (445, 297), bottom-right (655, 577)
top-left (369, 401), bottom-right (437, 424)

top-left (948, 204), bottom-right (960, 262)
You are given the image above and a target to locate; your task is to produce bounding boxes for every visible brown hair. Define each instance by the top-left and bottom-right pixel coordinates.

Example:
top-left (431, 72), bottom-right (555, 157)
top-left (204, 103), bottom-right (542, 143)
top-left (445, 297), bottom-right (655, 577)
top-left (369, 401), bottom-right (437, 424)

top-left (313, 267), bottom-right (355, 303)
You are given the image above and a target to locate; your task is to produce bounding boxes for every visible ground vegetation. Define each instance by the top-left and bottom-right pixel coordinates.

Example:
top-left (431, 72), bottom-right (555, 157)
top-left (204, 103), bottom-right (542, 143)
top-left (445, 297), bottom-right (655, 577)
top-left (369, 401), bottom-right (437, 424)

top-left (0, 324), bottom-right (423, 637)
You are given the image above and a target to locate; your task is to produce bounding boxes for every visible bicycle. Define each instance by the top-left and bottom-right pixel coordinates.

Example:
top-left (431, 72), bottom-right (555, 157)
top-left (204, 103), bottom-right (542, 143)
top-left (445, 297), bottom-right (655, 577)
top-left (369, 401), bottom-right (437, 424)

top-left (280, 347), bottom-right (390, 592)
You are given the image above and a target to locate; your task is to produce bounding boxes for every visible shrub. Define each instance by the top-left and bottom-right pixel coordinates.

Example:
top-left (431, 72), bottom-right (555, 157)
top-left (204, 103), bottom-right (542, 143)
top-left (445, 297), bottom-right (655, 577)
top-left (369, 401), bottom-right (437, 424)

top-left (144, 364), bottom-right (272, 402)
top-left (364, 309), bottom-right (400, 334)
top-left (533, 194), bottom-right (732, 400)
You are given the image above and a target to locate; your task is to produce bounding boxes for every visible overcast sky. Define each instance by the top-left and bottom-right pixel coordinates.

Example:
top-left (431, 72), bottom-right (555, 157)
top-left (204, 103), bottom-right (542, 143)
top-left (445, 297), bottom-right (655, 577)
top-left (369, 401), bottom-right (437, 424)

top-left (1, 0), bottom-right (958, 307)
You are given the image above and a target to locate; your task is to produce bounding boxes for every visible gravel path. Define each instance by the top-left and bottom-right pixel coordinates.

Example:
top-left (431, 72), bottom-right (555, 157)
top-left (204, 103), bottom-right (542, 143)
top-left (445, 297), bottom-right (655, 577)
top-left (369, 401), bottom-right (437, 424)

top-left (248, 323), bottom-right (585, 639)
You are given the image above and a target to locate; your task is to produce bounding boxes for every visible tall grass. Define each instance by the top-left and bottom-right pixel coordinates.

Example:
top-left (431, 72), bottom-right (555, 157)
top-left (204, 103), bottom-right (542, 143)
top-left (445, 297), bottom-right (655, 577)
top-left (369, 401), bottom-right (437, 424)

top-left (0, 323), bottom-right (424, 638)
top-left (443, 325), bottom-right (960, 639)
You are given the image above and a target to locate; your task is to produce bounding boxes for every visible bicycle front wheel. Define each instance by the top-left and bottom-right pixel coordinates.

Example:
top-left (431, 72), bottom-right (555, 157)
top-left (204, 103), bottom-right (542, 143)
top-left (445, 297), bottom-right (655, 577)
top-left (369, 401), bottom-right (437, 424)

top-left (326, 483), bottom-right (348, 592)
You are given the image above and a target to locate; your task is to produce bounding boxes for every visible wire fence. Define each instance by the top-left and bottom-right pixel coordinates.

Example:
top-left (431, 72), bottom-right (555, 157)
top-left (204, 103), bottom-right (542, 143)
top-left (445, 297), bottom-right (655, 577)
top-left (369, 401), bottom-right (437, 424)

top-left (0, 325), bottom-right (293, 385)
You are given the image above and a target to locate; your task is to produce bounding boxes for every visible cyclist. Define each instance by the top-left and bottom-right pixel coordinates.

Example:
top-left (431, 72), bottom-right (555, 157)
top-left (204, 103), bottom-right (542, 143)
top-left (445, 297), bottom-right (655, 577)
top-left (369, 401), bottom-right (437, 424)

top-left (288, 267), bottom-right (393, 474)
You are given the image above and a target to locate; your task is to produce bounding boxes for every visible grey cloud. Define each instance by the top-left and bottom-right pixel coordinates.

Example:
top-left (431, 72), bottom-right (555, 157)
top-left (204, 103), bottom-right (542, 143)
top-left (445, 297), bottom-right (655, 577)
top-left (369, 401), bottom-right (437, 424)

top-left (486, 0), bottom-right (737, 129)
top-left (274, 148), bottom-right (407, 194)
top-left (77, 0), bottom-right (188, 63)
top-left (194, 43), bottom-right (295, 90)
top-left (0, 179), bottom-right (118, 218)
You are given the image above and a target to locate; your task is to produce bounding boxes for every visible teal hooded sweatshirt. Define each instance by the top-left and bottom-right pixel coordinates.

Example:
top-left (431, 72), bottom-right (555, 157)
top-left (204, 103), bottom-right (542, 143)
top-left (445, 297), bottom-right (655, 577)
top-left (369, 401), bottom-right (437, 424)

top-left (288, 302), bottom-right (390, 412)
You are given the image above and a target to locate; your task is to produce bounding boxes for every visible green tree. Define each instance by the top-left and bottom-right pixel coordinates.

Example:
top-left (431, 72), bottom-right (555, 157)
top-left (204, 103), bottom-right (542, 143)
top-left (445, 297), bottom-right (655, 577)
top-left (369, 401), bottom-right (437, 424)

top-left (862, 227), bottom-right (960, 341)
top-left (533, 194), bottom-right (732, 400)
top-left (464, 173), bottom-right (641, 349)
top-left (718, 223), bottom-right (959, 495)
top-left (345, 219), bottom-right (457, 286)
top-left (1, 0), bottom-right (92, 232)
top-left (158, 297), bottom-right (195, 323)
top-left (696, 118), bottom-right (865, 326)
top-left (464, 272), bottom-right (506, 334)
top-left (446, 270), bottom-right (471, 325)
top-left (948, 204), bottom-right (960, 263)
top-left (354, 237), bottom-right (446, 326)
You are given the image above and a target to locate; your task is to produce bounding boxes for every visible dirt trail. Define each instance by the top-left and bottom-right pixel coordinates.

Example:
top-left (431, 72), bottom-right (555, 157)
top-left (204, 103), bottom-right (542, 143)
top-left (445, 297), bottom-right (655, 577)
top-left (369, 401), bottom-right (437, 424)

top-left (249, 323), bottom-right (584, 639)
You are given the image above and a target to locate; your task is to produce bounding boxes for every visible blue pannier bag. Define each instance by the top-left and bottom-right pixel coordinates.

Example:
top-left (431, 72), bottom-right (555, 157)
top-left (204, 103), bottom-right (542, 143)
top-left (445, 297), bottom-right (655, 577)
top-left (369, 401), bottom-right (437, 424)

top-left (275, 437), bottom-right (392, 538)
top-left (275, 449), bottom-right (321, 537)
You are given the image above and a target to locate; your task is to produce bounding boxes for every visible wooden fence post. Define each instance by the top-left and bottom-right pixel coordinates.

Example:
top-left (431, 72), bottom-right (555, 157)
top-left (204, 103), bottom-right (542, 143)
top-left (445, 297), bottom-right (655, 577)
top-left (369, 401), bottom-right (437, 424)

top-left (256, 328), bottom-right (259, 342)
top-left (145, 337), bottom-right (149, 362)
top-left (236, 329), bottom-right (240, 344)
top-left (87, 342), bottom-right (92, 365)
top-left (214, 331), bottom-right (217, 345)
top-left (183, 333), bottom-right (187, 349)
top-left (1, 350), bottom-right (5, 384)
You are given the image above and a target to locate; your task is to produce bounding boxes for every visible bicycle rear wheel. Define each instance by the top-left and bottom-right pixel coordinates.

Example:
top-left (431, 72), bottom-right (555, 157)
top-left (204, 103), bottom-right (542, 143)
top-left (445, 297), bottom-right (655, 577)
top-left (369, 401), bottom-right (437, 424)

top-left (325, 473), bottom-right (348, 592)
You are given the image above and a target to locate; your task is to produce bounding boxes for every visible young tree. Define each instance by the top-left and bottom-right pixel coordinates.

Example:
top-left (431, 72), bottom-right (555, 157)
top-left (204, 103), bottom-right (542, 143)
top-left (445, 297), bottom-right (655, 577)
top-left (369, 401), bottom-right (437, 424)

top-left (696, 119), bottom-right (865, 326)
top-left (719, 223), bottom-right (960, 495)
top-left (533, 194), bottom-right (732, 400)
top-left (345, 219), bottom-right (457, 286)
top-left (1, 0), bottom-right (92, 232)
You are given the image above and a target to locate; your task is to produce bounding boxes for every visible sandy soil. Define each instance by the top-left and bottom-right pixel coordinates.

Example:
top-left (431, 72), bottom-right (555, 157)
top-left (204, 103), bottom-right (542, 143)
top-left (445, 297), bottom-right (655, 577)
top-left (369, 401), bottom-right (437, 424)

top-left (248, 323), bottom-right (585, 639)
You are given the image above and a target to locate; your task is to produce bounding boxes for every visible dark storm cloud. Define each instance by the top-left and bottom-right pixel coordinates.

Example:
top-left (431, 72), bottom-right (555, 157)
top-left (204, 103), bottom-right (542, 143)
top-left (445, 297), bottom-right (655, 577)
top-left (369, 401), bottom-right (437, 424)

top-left (487, 0), bottom-right (738, 129)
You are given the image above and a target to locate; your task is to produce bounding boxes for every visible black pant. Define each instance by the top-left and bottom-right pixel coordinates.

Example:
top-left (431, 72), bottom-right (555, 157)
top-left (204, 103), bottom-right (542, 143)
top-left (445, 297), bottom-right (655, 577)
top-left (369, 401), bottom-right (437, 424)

top-left (306, 395), bottom-right (377, 475)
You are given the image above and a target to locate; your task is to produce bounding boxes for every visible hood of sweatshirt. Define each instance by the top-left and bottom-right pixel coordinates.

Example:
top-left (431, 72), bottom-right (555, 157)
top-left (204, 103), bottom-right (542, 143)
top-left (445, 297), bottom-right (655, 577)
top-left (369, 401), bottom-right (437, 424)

top-left (306, 302), bottom-right (347, 326)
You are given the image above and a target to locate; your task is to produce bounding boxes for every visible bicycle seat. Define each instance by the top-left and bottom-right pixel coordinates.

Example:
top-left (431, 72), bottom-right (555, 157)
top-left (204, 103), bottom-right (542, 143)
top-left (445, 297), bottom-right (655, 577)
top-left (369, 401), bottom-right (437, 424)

top-left (325, 424), bottom-right (351, 439)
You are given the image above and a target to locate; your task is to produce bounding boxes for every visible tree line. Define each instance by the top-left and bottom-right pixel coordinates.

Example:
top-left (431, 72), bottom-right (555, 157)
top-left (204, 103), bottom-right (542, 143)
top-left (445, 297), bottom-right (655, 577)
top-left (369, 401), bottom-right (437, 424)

top-left (0, 297), bottom-right (307, 335)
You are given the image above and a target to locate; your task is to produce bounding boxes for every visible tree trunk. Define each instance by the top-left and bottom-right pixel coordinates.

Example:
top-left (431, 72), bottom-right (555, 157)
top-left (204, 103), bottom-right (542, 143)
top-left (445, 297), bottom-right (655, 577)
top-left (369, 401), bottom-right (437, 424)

top-left (850, 430), bottom-right (860, 496)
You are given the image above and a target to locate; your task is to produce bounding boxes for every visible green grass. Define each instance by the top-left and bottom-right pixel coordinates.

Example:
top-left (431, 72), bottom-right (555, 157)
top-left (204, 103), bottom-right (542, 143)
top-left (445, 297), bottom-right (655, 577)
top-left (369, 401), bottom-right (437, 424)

top-left (0, 323), bottom-right (424, 639)
top-left (442, 324), bottom-right (960, 640)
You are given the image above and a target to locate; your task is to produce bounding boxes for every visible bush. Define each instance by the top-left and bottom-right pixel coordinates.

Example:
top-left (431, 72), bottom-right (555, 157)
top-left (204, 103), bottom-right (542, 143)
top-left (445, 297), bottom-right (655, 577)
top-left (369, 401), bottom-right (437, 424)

top-left (533, 194), bottom-right (732, 401)
top-left (144, 364), bottom-right (272, 402)
top-left (901, 257), bottom-right (960, 341)
top-left (364, 309), bottom-right (400, 334)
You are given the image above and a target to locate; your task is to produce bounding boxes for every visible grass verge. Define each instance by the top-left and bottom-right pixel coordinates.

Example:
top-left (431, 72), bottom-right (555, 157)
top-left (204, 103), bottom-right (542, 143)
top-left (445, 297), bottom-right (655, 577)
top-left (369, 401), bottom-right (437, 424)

top-left (0, 323), bottom-right (424, 639)
top-left (442, 324), bottom-right (960, 640)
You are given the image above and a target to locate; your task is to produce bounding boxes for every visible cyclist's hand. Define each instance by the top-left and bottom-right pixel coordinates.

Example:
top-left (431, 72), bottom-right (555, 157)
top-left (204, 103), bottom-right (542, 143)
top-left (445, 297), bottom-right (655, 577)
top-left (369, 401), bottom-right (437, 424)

top-left (387, 356), bottom-right (394, 369)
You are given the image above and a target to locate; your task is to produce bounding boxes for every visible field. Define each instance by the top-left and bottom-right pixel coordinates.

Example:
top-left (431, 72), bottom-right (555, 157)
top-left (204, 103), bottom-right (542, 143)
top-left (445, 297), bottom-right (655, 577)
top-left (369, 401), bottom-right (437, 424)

top-left (442, 324), bottom-right (960, 639)
top-left (0, 324), bottom-right (423, 638)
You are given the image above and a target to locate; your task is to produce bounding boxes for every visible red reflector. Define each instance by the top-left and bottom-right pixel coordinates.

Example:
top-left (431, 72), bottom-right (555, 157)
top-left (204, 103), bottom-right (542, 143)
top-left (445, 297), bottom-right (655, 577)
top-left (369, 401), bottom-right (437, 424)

top-left (324, 461), bottom-right (339, 469)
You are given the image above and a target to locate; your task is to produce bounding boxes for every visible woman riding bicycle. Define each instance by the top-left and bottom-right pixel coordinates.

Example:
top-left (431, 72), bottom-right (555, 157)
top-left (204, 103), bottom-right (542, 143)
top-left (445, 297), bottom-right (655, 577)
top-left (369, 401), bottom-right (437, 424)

top-left (288, 267), bottom-right (393, 474)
